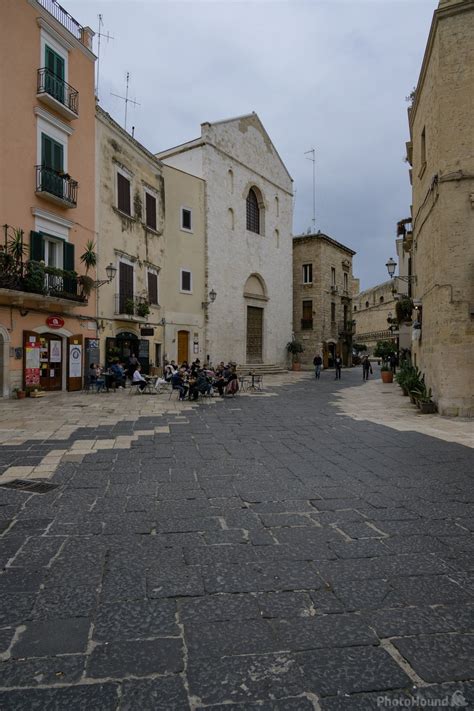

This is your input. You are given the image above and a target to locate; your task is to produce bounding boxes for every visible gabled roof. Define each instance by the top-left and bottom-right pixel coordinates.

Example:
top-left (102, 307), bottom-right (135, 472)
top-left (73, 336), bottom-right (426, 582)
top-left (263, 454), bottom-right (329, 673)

top-left (293, 231), bottom-right (356, 256)
top-left (157, 111), bottom-right (292, 182)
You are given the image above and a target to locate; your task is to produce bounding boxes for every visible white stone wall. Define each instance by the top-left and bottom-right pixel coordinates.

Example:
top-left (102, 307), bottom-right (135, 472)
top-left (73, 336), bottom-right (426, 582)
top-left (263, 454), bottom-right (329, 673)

top-left (202, 116), bottom-right (293, 365)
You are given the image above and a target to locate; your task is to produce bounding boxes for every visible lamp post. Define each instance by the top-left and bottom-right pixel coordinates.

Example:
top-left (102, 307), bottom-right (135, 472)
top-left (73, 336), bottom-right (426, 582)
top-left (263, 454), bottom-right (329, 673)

top-left (385, 258), bottom-right (416, 284)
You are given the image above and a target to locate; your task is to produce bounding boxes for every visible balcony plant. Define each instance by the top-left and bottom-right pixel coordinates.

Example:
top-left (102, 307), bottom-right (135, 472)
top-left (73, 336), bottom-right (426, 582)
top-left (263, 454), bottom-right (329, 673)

top-left (80, 240), bottom-right (97, 273)
top-left (286, 339), bottom-right (304, 371)
top-left (396, 297), bottom-right (414, 323)
top-left (136, 301), bottom-right (150, 318)
top-left (24, 260), bottom-right (46, 294)
top-left (124, 298), bottom-right (135, 315)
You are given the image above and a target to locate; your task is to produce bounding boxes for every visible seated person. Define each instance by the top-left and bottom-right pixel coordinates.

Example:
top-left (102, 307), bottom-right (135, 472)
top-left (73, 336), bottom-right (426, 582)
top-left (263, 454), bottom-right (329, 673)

top-left (132, 364), bottom-right (147, 391)
top-left (196, 369), bottom-right (213, 397)
top-left (171, 368), bottom-right (188, 400)
top-left (164, 360), bottom-right (178, 382)
top-left (215, 364), bottom-right (232, 397)
top-left (110, 361), bottom-right (126, 388)
top-left (225, 366), bottom-right (239, 396)
top-left (95, 364), bottom-right (106, 392)
top-left (188, 372), bottom-right (199, 401)
top-left (89, 363), bottom-right (97, 387)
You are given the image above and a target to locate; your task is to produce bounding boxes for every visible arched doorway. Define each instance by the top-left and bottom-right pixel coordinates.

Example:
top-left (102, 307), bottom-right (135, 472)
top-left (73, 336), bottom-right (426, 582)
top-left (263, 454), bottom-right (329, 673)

top-left (244, 274), bottom-right (268, 364)
top-left (177, 330), bottom-right (189, 365)
top-left (323, 342), bottom-right (336, 369)
top-left (106, 331), bottom-right (150, 373)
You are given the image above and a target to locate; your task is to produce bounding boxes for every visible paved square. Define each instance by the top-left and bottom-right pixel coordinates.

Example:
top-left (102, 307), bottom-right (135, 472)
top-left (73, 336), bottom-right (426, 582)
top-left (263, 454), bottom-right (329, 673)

top-left (0, 370), bottom-right (473, 709)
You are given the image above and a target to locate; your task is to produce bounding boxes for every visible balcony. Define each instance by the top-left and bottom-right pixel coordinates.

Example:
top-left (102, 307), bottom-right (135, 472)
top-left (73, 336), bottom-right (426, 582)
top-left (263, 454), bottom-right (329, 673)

top-left (115, 294), bottom-right (151, 320)
top-left (338, 320), bottom-right (355, 338)
top-left (36, 166), bottom-right (78, 208)
top-left (301, 319), bottom-right (313, 330)
top-left (37, 0), bottom-right (82, 39)
top-left (37, 68), bottom-right (79, 120)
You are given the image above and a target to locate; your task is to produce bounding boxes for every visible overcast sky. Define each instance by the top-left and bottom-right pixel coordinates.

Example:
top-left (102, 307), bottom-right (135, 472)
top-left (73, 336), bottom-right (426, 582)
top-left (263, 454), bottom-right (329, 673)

top-left (65, 0), bottom-right (437, 290)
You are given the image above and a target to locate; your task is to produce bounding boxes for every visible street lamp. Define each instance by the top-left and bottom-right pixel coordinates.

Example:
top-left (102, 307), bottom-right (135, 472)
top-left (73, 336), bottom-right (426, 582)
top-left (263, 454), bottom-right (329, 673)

top-left (93, 262), bottom-right (117, 288)
top-left (209, 288), bottom-right (217, 303)
top-left (385, 257), bottom-right (416, 284)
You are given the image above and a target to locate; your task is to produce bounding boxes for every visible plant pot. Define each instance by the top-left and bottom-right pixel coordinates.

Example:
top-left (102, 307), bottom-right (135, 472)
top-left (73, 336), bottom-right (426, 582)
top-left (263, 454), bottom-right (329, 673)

top-left (419, 401), bottom-right (437, 414)
top-left (15, 390), bottom-right (26, 399)
top-left (381, 371), bottom-right (393, 384)
top-left (401, 387), bottom-right (409, 396)
top-left (409, 394), bottom-right (416, 405)
top-left (292, 362), bottom-right (301, 372)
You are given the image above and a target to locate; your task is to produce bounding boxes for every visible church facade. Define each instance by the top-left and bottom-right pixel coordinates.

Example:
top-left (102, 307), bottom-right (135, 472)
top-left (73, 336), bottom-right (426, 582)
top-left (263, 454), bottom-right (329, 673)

top-left (158, 113), bottom-right (293, 367)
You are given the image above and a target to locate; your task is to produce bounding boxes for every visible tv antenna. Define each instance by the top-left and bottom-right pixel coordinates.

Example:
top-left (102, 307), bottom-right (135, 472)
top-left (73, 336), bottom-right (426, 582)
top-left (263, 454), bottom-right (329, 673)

top-left (304, 148), bottom-right (316, 233)
top-left (95, 14), bottom-right (114, 101)
top-left (111, 72), bottom-right (140, 132)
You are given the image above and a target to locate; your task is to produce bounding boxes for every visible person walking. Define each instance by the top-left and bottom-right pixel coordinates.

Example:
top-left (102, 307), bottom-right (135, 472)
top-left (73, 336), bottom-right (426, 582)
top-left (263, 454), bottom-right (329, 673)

top-left (389, 352), bottom-right (397, 375)
top-left (362, 355), bottom-right (372, 381)
top-left (313, 353), bottom-right (323, 379)
top-left (334, 354), bottom-right (342, 380)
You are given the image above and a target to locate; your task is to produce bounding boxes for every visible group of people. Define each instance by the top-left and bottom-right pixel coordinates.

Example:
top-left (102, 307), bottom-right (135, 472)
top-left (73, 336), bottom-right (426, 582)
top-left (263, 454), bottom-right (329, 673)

top-left (163, 359), bottom-right (239, 401)
top-left (312, 352), bottom-right (398, 381)
top-left (89, 361), bottom-right (127, 391)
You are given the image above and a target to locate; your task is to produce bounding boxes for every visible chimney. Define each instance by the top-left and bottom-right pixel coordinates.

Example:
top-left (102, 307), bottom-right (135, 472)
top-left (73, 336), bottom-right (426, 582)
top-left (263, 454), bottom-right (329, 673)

top-left (80, 26), bottom-right (94, 51)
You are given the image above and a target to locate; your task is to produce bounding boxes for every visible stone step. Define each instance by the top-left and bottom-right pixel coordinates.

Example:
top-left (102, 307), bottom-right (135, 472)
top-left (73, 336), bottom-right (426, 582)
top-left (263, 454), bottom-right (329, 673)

top-left (237, 363), bottom-right (288, 375)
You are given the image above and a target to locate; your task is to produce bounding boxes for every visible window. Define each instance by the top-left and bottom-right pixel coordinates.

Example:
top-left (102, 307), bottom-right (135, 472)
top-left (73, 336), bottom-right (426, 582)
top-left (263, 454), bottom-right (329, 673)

top-left (331, 267), bottom-right (336, 286)
top-left (228, 208), bottom-right (234, 230)
top-left (145, 192), bottom-right (157, 230)
top-left (301, 300), bottom-right (313, 330)
top-left (331, 302), bottom-right (336, 322)
top-left (354, 305), bottom-right (357, 312)
top-left (45, 45), bottom-right (65, 103)
top-left (246, 188), bottom-right (260, 234)
top-left (41, 133), bottom-right (64, 197)
top-left (365, 301), bottom-right (369, 308)
top-left (421, 127), bottom-right (426, 166)
top-left (227, 169), bottom-right (234, 193)
top-left (180, 269), bottom-right (192, 293)
top-left (118, 261), bottom-right (134, 313)
top-left (344, 273), bottom-right (348, 292)
top-left (117, 172), bottom-right (131, 215)
top-left (181, 207), bottom-right (192, 232)
top-left (302, 263), bottom-right (313, 284)
top-left (380, 296), bottom-right (384, 303)
top-left (147, 270), bottom-right (158, 305)
top-left (275, 196), bottom-right (279, 217)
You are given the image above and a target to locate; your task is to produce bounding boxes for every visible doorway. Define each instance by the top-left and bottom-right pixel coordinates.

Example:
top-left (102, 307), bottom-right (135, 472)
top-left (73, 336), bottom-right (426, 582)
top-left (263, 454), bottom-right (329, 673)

top-left (177, 331), bottom-right (189, 365)
top-left (246, 306), bottom-right (263, 363)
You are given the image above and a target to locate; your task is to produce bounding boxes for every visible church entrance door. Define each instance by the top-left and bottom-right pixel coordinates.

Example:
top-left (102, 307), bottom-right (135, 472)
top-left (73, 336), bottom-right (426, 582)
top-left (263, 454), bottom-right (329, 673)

top-left (246, 306), bottom-right (263, 363)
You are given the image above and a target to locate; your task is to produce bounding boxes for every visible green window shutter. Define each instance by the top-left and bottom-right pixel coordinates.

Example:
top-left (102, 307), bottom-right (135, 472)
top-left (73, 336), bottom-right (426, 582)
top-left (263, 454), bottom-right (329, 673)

top-left (30, 231), bottom-right (44, 261)
top-left (45, 46), bottom-right (64, 79)
top-left (53, 142), bottom-right (63, 172)
top-left (42, 133), bottom-right (52, 168)
top-left (63, 242), bottom-right (76, 295)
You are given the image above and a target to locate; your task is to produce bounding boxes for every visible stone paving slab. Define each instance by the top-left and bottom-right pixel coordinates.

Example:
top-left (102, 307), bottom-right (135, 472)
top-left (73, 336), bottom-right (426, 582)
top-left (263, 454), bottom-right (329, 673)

top-left (0, 368), bottom-right (472, 707)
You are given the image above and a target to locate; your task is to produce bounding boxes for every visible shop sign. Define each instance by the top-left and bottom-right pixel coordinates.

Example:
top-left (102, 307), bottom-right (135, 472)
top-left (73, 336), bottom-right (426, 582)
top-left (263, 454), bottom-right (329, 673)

top-left (69, 344), bottom-right (82, 378)
top-left (46, 315), bottom-right (65, 329)
top-left (140, 328), bottom-right (154, 336)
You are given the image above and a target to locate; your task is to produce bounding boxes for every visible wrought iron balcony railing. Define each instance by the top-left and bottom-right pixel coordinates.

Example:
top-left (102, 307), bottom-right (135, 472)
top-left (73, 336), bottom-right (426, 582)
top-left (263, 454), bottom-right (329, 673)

top-left (0, 251), bottom-right (86, 304)
top-left (37, 0), bottom-right (82, 39)
top-left (301, 318), bottom-right (313, 330)
top-left (36, 166), bottom-right (78, 207)
top-left (37, 68), bottom-right (79, 115)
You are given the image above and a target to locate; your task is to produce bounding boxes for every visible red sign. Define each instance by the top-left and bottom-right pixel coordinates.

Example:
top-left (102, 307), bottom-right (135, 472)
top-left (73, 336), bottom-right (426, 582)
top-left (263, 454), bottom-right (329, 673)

top-left (46, 315), bottom-right (65, 329)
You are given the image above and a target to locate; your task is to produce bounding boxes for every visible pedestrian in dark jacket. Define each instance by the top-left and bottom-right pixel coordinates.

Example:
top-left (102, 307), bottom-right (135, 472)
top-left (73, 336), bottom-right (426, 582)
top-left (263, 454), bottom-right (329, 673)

top-left (313, 354), bottom-right (323, 379)
top-left (362, 356), bottom-right (372, 381)
top-left (334, 355), bottom-right (342, 380)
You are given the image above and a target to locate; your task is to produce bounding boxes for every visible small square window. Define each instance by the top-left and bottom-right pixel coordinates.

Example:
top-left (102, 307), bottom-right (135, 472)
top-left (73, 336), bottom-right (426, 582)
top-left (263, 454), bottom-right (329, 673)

top-left (181, 208), bottom-right (192, 231)
top-left (181, 270), bottom-right (192, 293)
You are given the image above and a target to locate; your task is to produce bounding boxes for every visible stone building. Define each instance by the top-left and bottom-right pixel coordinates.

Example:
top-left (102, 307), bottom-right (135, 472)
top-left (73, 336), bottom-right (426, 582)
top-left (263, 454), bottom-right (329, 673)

top-left (0, 0), bottom-right (96, 396)
top-left (353, 281), bottom-right (397, 355)
top-left (95, 106), bottom-right (164, 373)
top-left (401, 0), bottom-right (474, 415)
top-left (292, 232), bottom-right (356, 368)
top-left (158, 113), bottom-right (293, 367)
top-left (160, 164), bottom-right (206, 366)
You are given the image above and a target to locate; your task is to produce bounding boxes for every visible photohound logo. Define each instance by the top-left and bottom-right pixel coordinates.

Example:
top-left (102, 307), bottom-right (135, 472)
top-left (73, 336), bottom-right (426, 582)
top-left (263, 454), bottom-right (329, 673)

top-left (376, 690), bottom-right (468, 708)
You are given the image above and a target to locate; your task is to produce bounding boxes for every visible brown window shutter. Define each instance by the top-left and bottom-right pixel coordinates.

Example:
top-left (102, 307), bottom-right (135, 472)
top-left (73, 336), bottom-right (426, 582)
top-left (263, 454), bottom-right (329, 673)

top-left (117, 173), bottom-right (131, 215)
top-left (146, 193), bottom-right (157, 230)
top-left (148, 272), bottom-right (158, 304)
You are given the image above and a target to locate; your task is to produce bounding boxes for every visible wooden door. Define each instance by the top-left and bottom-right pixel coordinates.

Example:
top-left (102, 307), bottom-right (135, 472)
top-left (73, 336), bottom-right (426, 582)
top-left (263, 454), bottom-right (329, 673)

top-left (39, 333), bottom-right (62, 391)
top-left (67, 334), bottom-right (83, 391)
top-left (177, 331), bottom-right (189, 365)
top-left (246, 306), bottom-right (263, 363)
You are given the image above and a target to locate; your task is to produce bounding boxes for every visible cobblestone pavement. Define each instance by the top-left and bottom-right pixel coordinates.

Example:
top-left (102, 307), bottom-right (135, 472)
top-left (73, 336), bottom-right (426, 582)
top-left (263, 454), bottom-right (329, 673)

top-left (0, 369), bottom-right (473, 710)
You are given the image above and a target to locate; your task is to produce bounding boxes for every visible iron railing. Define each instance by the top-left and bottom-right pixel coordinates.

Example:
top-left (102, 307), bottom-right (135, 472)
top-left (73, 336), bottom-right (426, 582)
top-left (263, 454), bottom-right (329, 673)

top-left (301, 319), bottom-right (313, 330)
top-left (37, 68), bottom-right (79, 115)
top-left (339, 320), bottom-right (355, 336)
top-left (36, 166), bottom-right (78, 207)
top-left (37, 0), bottom-right (82, 39)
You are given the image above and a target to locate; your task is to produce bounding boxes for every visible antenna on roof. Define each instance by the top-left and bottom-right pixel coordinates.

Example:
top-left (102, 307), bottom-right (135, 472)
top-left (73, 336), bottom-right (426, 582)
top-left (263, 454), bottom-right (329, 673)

top-left (95, 14), bottom-right (114, 101)
top-left (111, 72), bottom-right (140, 132)
top-left (304, 148), bottom-right (316, 234)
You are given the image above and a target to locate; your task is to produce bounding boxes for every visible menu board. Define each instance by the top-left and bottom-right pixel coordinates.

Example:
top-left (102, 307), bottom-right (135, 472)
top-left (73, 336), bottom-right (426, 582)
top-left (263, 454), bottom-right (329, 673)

top-left (25, 342), bottom-right (41, 385)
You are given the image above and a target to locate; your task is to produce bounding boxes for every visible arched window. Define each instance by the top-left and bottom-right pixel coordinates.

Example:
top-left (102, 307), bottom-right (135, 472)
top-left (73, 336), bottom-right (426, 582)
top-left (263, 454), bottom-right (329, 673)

top-left (227, 169), bottom-right (234, 193)
top-left (275, 196), bottom-right (279, 217)
top-left (380, 296), bottom-right (384, 303)
top-left (246, 188), bottom-right (260, 234)
top-left (365, 301), bottom-right (369, 308)
top-left (354, 305), bottom-right (357, 312)
top-left (228, 208), bottom-right (234, 230)
top-left (274, 228), bottom-right (280, 248)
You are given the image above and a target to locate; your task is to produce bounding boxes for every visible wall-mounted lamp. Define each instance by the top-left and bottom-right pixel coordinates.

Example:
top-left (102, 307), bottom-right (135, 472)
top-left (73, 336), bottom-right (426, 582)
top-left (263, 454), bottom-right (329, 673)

top-left (385, 258), bottom-right (416, 283)
top-left (202, 289), bottom-right (217, 309)
top-left (93, 263), bottom-right (117, 289)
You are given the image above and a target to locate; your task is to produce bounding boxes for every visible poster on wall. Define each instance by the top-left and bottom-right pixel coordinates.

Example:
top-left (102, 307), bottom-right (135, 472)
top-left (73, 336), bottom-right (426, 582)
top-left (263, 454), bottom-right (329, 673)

top-left (25, 342), bottom-right (41, 386)
top-left (69, 344), bottom-right (82, 378)
top-left (50, 341), bottom-right (62, 363)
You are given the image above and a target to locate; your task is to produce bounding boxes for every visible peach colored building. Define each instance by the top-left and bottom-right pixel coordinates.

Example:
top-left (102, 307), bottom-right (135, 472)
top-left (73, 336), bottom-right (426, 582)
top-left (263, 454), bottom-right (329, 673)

top-left (0, 0), bottom-right (97, 396)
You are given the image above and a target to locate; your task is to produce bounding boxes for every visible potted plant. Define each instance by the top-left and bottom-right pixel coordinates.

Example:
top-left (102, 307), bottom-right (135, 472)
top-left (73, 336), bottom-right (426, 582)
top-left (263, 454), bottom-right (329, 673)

top-left (396, 297), bottom-right (414, 324)
top-left (380, 365), bottom-right (393, 383)
top-left (13, 387), bottom-right (26, 399)
top-left (136, 301), bottom-right (150, 318)
top-left (286, 340), bottom-right (304, 371)
top-left (124, 298), bottom-right (135, 315)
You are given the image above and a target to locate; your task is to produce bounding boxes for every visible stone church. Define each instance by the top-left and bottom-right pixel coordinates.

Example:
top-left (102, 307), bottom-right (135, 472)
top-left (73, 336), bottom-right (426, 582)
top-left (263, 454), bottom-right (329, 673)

top-left (158, 113), bottom-right (293, 367)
